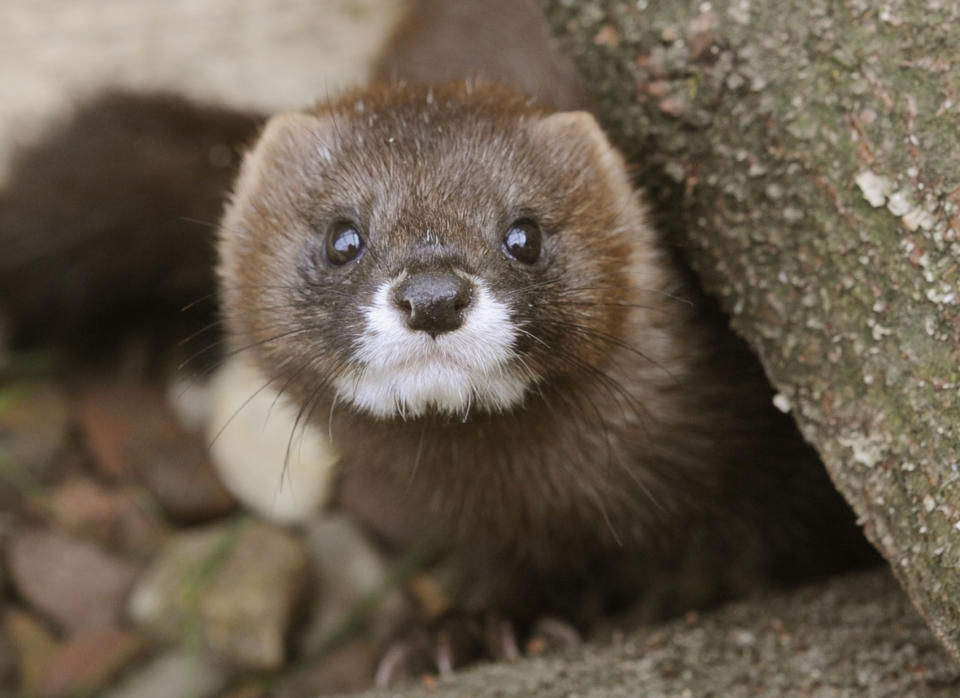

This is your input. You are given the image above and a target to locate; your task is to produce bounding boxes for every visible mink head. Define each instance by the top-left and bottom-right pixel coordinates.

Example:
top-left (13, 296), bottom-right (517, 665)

top-left (218, 81), bottom-right (659, 420)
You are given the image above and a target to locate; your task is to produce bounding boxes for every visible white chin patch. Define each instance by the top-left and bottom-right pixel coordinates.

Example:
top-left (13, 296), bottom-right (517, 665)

top-left (333, 276), bottom-right (534, 419)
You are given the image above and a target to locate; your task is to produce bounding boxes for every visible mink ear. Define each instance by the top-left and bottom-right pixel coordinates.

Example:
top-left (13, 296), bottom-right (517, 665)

top-left (230, 111), bottom-right (330, 200)
top-left (534, 111), bottom-right (627, 179)
top-left (250, 111), bottom-right (331, 167)
top-left (536, 110), bottom-right (607, 144)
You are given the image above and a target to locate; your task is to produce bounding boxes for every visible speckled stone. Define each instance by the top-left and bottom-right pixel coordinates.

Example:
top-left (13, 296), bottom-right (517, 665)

top-left (128, 519), bottom-right (307, 670)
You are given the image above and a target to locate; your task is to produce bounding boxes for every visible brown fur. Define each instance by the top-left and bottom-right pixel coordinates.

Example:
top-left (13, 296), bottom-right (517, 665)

top-left (374, 0), bottom-right (591, 111)
top-left (218, 80), bottom-right (874, 624)
top-left (0, 91), bottom-right (260, 355)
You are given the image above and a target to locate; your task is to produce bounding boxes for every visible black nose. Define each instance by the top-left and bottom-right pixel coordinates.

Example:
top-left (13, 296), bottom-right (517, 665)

top-left (393, 272), bottom-right (473, 336)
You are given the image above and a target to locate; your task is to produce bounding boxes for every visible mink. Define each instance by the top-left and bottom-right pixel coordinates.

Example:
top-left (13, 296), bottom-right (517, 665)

top-left (0, 0), bottom-right (876, 679)
top-left (217, 79), bottom-right (875, 664)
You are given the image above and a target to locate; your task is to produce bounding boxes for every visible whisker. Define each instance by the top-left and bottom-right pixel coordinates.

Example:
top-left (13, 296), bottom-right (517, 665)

top-left (405, 425), bottom-right (427, 495)
top-left (539, 318), bottom-right (676, 382)
top-left (206, 371), bottom-right (279, 449)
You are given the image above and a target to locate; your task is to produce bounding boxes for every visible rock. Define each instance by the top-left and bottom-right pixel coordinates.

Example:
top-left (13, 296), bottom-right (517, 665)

top-left (44, 476), bottom-right (164, 556)
top-left (206, 357), bottom-right (336, 524)
top-left (3, 608), bottom-right (55, 694)
top-left (0, 384), bottom-right (71, 508)
top-left (8, 528), bottom-right (140, 633)
top-left (129, 519), bottom-right (307, 670)
top-left (0, 385), bottom-right (70, 473)
top-left (165, 373), bottom-right (215, 436)
top-left (75, 383), bottom-right (140, 480)
top-left (0, 532), bottom-right (7, 593)
top-left (101, 649), bottom-right (231, 698)
top-left (0, 620), bottom-right (16, 690)
top-left (220, 688), bottom-right (267, 698)
top-left (77, 382), bottom-right (236, 522)
top-left (123, 401), bottom-right (236, 525)
top-left (300, 515), bottom-right (406, 655)
top-left (345, 569), bottom-right (958, 698)
top-left (272, 639), bottom-right (376, 697)
top-left (38, 626), bottom-right (144, 698)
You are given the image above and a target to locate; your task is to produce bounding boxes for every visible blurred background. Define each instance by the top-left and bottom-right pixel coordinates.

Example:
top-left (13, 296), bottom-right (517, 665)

top-left (0, 0), bottom-right (403, 184)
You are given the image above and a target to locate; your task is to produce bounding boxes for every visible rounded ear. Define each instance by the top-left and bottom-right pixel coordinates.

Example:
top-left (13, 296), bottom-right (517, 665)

top-left (248, 111), bottom-right (331, 169)
top-left (536, 110), bottom-right (608, 145)
top-left (534, 110), bottom-right (632, 192)
top-left (231, 111), bottom-right (331, 202)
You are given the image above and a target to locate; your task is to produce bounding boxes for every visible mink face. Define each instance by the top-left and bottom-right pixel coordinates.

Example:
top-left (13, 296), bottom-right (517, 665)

top-left (219, 82), bottom-right (663, 421)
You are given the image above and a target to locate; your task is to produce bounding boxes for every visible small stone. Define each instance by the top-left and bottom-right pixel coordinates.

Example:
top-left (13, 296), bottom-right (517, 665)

top-left (0, 385), bottom-right (70, 475)
top-left (0, 618), bottom-right (18, 690)
top-left (76, 383), bottom-right (141, 480)
top-left (38, 626), bottom-right (144, 698)
top-left (593, 24), bottom-right (619, 46)
top-left (658, 96), bottom-right (685, 116)
top-left (127, 415), bottom-right (236, 525)
top-left (0, 385), bottom-right (71, 508)
top-left (272, 639), bottom-right (376, 697)
top-left (8, 528), bottom-right (140, 633)
top-left (129, 519), bottom-right (307, 670)
top-left (77, 382), bottom-right (235, 523)
top-left (45, 477), bottom-right (164, 556)
top-left (299, 515), bottom-right (405, 655)
top-left (772, 393), bottom-right (791, 414)
top-left (660, 24), bottom-right (680, 41)
top-left (165, 374), bottom-right (215, 435)
top-left (101, 649), bottom-right (230, 698)
top-left (4, 608), bottom-right (56, 694)
top-left (207, 358), bottom-right (336, 525)
top-left (220, 688), bottom-right (268, 698)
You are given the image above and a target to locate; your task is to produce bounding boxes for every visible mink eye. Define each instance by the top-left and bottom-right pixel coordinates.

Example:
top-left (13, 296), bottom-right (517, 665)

top-left (324, 220), bottom-right (365, 265)
top-left (502, 219), bottom-right (542, 265)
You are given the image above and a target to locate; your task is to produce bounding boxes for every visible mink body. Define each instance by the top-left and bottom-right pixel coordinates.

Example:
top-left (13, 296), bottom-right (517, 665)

top-left (217, 80), bottom-right (874, 626)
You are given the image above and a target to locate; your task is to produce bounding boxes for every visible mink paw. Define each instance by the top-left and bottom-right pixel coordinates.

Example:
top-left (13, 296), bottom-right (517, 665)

top-left (373, 612), bottom-right (580, 687)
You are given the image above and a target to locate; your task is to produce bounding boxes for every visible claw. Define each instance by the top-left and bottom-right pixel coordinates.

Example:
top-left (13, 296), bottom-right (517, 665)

top-left (374, 626), bottom-right (433, 688)
top-left (373, 611), bottom-right (578, 686)
top-left (483, 613), bottom-right (520, 662)
top-left (434, 615), bottom-right (482, 675)
top-left (531, 615), bottom-right (581, 650)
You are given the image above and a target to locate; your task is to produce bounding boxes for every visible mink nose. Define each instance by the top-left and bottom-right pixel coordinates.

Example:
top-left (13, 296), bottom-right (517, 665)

top-left (393, 272), bottom-right (473, 336)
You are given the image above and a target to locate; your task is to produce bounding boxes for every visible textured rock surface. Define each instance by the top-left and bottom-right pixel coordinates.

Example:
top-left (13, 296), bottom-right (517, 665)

top-left (299, 515), bottom-right (404, 655)
top-left (128, 519), bottom-right (307, 670)
top-left (45, 477), bottom-right (164, 557)
top-left (0, 618), bottom-right (16, 691)
top-left (77, 383), bottom-right (237, 522)
top-left (101, 649), bottom-right (231, 698)
top-left (3, 608), bottom-right (56, 695)
top-left (348, 569), bottom-right (958, 698)
top-left (538, 0), bottom-right (960, 662)
top-left (38, 626), bottom-right (145, 698)
top-left (8, 529), bottom-right (140, 633)
top-left (0, 385), bottom-right (70, 509)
